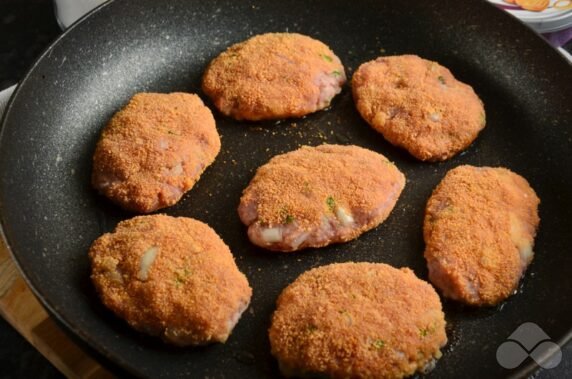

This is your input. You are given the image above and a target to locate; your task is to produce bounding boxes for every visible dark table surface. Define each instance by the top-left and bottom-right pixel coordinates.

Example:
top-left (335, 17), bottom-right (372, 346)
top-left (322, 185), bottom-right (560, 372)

top-left (0, 0), bottom-right (571, 378)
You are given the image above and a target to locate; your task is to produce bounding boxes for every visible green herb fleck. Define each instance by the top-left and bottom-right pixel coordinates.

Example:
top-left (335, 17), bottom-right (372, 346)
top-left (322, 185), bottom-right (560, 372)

top-left (338, 310), bottom-right (352, 325)
top-left (419, 325), bottom-right (435, 337)
top-left (438, 76), bottom-right (446, 85)
top-left (302, 181), bottom-right (312, 194)
top-left (280, 207), bottom-right (295, 224)
top-left (320, 54), bottom-right (333, 62)
top-left (331, 70), bottom-right (342, 77)
top-left (326, 196), bottom-right (336, 212)
top-left (372, 339), bottom-right (385, 349)
top-left (174, 268), bottom-right (191, 286)
top-left (307, 325), bottom-right (318, 333)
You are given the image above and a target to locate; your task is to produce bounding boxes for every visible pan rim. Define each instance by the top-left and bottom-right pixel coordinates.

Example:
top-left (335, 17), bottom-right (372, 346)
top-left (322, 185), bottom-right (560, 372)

top-left (0, 0), bottom-right (140, 373)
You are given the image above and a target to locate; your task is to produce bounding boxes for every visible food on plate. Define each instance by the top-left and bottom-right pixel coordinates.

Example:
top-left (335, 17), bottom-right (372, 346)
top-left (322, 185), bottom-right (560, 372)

top-left (554, 0), bottom-right (572, 10)
top-left (515, 0), bottom-right (550, 12)
top-left (92, 92), bottom-right (220, 213)
top-left (238, 144), bottom-right (405, 252)
top-left (89, 214), bottom-right (252, 346)
top-left (352, 55), bottom-right (486, 161)
top-left (202, 32), bottom-right (346, 121)
top-left (424, 165), bottom-right (540, 306)
top-left (269, 262), bottom-right (447, 378)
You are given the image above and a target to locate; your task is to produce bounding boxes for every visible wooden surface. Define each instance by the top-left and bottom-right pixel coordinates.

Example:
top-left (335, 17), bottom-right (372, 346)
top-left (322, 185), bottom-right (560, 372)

top-left (0, 238), bottom-right (113, 379)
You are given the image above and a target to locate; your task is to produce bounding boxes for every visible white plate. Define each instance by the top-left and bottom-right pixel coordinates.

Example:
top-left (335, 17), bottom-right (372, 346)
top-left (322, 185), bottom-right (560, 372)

top-left (488, 0), bottom-right (572, 31)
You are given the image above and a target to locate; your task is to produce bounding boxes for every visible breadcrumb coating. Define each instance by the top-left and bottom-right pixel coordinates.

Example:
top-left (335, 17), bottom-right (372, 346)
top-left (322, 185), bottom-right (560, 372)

top-left (238, 144), bottom-right (405, 251)
top-left (202, 33), bottom-right (346, 121)
top-left (424, 165), bottom-right (540, 306)
top-left (89, 214), bottom-right (252, 346)
top-left (92, 92), bottom-right (220, 213)
top-left (269, 262), bottom-right (447, 378)
top-left (352, 55), bottom-right (485, 161)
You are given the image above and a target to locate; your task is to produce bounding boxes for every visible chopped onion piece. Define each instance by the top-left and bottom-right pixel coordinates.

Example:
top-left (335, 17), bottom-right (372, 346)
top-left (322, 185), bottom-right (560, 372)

top-left (509, 213), bottom-right (534, 266)
top-left (430, 113), bottom-right (441, 122)
top-left (261, 227), bottom-right (283, 243)
top-left (519, 245), bottom-right (533, 266)
top-left (158, 139), bottom-right (169, 150)
top-left (138, 246), bottom-right (159, 281)
top-left (171, 163), bottom-right (183, 175)
top-left (291, 231), bottom-right (310, 250)
top-left (335, 207), bottom-right (354, 226)
top-left (107, 270), bottom-right (123, 284)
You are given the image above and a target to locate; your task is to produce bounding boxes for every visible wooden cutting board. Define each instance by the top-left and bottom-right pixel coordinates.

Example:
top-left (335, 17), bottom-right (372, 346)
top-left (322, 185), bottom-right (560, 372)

top-left (0, 238), bottom-right (113, 379)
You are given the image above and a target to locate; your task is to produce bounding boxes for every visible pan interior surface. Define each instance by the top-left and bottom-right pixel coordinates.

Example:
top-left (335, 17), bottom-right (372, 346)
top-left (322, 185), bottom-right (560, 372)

top-left (0, 0), bottom-right (571, 377)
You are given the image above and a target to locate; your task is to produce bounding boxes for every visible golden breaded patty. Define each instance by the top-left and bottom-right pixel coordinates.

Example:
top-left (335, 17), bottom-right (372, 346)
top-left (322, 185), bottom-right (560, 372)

top-left (89, 215), bottom-right (252, 346)
top-left (352, 55), bottom-right (485, 161)
top-left (92, 92), bottom-right (220, 213)
top-left (238, 144), bottom-right (405, 252)
top-left (424, 165), bottom-right (540, 306)
top-left (269, 262), bottom-right (447, 378)
top-left (202, 33), bottom-right (346, 121)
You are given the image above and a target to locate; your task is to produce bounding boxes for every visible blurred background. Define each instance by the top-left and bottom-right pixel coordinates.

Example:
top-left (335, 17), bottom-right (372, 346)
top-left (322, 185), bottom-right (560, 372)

top-left (0, 0), bottom-right (61, 377)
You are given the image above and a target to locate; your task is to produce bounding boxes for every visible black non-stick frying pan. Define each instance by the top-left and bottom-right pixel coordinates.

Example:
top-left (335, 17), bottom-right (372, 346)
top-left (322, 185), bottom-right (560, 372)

top-left (1, 0), bottom-right (571, 377)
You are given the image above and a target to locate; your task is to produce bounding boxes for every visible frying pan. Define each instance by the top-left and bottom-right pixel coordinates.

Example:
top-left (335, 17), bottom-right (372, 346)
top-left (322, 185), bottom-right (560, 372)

top-left (0, 0), bottom-right (571, 377)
